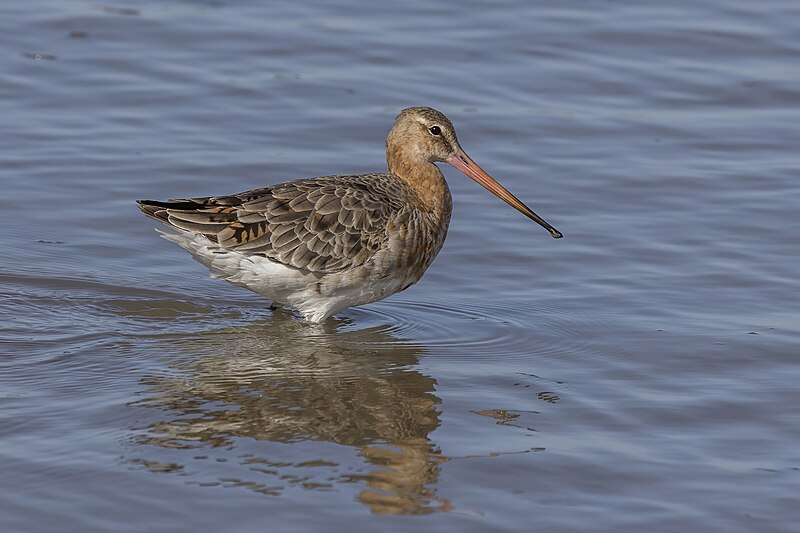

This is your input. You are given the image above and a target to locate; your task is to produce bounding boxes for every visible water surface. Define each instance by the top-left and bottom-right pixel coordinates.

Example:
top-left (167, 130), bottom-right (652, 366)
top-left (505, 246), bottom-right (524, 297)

top-left (1, 1), bottom-right (799, 531)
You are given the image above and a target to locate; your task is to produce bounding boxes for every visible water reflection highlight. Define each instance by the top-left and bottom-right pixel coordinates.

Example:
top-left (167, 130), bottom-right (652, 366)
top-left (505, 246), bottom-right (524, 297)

top-left (129, 313), bottom-right (451, 514)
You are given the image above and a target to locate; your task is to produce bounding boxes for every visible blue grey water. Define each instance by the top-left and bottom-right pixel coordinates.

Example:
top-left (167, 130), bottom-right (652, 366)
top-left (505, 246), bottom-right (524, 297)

top-left (1, 1), bottom-right (799, 531)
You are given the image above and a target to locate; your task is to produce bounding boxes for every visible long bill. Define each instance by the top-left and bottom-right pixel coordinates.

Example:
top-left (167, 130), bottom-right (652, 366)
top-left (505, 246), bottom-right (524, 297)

top-left (447, 147), bottom-right (563, 239)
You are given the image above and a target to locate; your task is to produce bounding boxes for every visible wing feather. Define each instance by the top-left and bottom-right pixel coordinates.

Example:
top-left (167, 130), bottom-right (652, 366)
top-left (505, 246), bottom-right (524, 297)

top-left (137, 174), bottom-right (411, 272)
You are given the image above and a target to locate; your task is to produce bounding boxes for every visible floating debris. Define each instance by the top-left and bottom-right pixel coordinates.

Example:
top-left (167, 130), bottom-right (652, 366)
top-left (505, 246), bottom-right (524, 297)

top-left (100, 6), bottom-right (139, 16)
top-left (23, 52), bottom-right (57, 61)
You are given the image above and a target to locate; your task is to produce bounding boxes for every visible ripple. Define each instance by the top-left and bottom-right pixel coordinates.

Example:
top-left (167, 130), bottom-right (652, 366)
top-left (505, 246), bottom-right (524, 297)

top-left (1, 269), bottom-right (620, 374)
top-left (98, 298), bottom-right (218, 318)
top-left (340, 297), bottom-right (617, 363)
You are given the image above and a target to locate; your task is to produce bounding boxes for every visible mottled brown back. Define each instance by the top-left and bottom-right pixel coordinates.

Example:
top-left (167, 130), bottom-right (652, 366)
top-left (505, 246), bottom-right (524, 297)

top-left (138, 174), bottom-right (415, 273)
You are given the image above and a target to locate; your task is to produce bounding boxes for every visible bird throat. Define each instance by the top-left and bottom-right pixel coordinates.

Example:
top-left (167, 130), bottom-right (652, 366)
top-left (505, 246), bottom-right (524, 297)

top-left (387, 149), bottom-right (450, 215)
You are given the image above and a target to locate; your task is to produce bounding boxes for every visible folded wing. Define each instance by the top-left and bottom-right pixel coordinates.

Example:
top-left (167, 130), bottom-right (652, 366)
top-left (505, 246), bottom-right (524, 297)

top-left (138, 175), bottom-right (408, 273)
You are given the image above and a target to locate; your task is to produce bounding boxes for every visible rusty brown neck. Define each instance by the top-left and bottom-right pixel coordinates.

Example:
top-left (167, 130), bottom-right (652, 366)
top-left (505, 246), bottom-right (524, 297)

top-left (386, 146), bottom-right (451, 216)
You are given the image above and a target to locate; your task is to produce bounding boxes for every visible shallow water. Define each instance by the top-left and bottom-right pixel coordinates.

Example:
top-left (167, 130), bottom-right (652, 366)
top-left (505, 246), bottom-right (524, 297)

top-left (2, 0), bottom-right (799, 531)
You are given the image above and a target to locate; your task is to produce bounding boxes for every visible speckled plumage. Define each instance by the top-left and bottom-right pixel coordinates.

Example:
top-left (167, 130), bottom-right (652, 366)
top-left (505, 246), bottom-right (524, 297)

top-left (138, 106), bottom-right (560, 323)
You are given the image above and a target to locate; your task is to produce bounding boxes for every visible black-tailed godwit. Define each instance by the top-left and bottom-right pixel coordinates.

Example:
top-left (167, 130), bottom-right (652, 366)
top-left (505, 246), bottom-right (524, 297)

top-left (138, 107), bottom-right (562, 322)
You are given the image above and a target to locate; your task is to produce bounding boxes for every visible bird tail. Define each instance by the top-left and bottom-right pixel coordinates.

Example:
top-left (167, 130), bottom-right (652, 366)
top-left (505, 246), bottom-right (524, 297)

top-left (137, 200), bottom-right (170, 223)
top-left (136, 199), bottom-right (205, 224)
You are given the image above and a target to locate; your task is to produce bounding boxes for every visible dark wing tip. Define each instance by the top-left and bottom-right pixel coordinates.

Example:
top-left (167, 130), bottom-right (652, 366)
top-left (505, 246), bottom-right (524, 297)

top-left (137, 199), bottom-right (171, 222)
top-left (137, 199), bottom-right (201, 209)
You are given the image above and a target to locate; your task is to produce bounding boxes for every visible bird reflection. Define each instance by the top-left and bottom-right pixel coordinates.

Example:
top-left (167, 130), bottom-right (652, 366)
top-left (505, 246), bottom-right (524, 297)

top-left (130, 312), bottom-right (450, 514)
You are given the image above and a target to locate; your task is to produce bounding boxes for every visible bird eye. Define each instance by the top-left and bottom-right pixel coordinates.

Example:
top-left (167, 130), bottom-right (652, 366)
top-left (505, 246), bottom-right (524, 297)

top-left (429, 125), bottom-right (441, 136)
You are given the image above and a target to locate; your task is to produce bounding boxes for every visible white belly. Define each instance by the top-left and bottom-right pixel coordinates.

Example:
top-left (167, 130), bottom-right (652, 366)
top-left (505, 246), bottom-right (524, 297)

top-left (158, 230), bottom-right (413, 323)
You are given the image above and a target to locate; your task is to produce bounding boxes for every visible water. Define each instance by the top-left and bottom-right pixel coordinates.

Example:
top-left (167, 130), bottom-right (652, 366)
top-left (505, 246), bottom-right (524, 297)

top-left (2, 1), bottom-right (799, 531)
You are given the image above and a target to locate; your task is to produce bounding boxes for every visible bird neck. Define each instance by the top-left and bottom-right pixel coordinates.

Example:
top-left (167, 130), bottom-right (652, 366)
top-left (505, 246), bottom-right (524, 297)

top-left (387, 148), bottom-right (451, 215)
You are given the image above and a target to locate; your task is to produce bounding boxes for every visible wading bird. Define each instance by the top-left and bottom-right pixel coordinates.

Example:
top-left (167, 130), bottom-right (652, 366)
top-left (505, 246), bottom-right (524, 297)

top-left (138, 107), bottom-right (562, 322)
